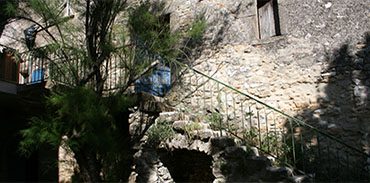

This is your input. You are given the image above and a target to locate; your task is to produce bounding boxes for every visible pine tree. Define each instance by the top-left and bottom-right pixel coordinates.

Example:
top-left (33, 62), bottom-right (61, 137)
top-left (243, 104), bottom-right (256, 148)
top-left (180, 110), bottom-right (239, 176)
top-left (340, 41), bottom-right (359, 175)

top-left (8, 0), bottom-right (205, 181)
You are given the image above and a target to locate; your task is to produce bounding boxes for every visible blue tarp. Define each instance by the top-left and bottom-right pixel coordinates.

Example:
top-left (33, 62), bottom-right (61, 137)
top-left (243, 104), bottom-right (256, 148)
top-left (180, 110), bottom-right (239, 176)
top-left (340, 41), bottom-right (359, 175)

top-left (31, 68), bottom-right (44, 83)
top-left (135, 65), bottom-right (171, 97)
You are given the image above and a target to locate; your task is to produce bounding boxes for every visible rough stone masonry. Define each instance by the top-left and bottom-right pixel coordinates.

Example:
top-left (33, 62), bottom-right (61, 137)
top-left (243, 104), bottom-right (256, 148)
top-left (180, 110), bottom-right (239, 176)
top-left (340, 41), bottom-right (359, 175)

top-left (164, 0), bottom-right (370, 154)
top-left (56, 0), bottom-right (369, 181)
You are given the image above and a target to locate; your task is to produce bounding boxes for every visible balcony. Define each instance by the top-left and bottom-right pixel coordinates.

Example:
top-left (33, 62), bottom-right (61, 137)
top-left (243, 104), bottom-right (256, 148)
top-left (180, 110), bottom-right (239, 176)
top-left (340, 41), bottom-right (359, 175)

top-left (0, 49), bottom-right (46, 95)
top-left (0, 47), bottom-right (172, 98)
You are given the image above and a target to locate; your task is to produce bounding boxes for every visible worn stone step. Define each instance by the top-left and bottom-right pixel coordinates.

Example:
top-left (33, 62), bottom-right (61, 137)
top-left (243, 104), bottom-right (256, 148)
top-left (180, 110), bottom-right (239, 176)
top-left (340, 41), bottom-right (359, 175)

top-left (157, 111), bottom-right (182, 122)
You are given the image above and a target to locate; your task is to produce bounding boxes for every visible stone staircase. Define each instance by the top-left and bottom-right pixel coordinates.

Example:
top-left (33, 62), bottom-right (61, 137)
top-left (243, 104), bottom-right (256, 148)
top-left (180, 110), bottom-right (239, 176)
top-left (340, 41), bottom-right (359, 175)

top-left (130, 110), bottom-right (310, 182)
top-left (136, 61), bottom-right (370, 182)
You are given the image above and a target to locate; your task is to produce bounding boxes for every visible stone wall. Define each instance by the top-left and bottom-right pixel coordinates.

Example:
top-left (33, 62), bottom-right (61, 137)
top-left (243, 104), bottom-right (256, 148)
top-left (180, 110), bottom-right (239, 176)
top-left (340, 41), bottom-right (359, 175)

top-left (165, 0), bottom-right (370, 156)
top-left (166, 0), bottom-right (369, 47)
top-left (167, 0), bottom-right (257, 45)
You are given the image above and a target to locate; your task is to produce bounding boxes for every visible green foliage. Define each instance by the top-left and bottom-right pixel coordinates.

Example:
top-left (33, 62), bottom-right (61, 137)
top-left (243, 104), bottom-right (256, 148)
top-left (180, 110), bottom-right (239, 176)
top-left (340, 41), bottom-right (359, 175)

top-left (106, 94), bottom-right (137, 115)
top-left (3, 1), bottom-right (18, 17)
top-left (28, 0), bottom-right (61, 24)
top-left (260, 132), bottom-right (280, 153)
top-left (207, 112), bottom-right (224, 131)
top-left (19, 116), bottom-right (61, 157)
top-left (184, 122), bottom-right (202, 140)
top-left (242, 127), bottom-right (291, 165)
top-left (128, 1), bottom-right (206, 62)
top-left (186, 15), bottom-right (207, 46)
top-left (188, 18), bottom-right (206, 40)
top-left (21, 87), bottom-right (136, 152)
top-left (184, 122), bottom-right (202, 132)
top-left (16, 0), bottom-right (207, 181)
top-left (20, 86), bottom-right (138, 180)
top-left (243, 127), bottom-right (259, 146)
top-left (147, 120), bottom-right (175, 146)
top-left (128, 2), bottom-right (180, 60)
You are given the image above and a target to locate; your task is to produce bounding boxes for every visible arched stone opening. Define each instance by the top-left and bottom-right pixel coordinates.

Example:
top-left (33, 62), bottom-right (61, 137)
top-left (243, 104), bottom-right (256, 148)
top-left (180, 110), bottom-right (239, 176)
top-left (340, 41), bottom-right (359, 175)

top-left (158, 149), bottom-right (215, 182)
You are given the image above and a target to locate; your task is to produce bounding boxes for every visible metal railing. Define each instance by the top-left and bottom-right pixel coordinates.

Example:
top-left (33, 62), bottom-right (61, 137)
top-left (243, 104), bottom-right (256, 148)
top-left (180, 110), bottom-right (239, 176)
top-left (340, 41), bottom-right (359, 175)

top-left (18, 51), bottom-right (48, 85)
top-left (0, 50), bottom-right (48, 85)
top-left (17, 46), bottom-right (167, 94)
top-left (169, 61), bottom-right (370, 181)
top-left (17, 50), bottom-right (130, 91)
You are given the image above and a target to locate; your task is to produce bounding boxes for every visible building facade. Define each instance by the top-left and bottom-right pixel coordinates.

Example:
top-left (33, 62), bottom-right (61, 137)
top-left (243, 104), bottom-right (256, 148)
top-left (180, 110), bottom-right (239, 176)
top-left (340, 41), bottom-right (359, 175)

top-left (0, 0), bottom-right (369, 181)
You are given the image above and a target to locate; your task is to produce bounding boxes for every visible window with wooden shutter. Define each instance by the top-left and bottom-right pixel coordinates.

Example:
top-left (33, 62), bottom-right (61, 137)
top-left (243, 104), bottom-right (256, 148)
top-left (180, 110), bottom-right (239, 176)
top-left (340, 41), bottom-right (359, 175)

top-left (257, 0), bottom-right (281, 39)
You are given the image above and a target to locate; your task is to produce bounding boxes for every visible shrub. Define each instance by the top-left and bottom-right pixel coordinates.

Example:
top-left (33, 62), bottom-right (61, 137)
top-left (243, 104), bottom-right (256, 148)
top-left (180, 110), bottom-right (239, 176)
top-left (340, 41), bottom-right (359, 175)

top-left (147, 120), bottom-right (175, 146)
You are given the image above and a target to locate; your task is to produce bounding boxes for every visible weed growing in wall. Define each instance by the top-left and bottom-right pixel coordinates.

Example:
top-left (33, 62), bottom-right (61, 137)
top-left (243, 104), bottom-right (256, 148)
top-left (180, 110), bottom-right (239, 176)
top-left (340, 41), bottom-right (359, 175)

top-left (147, 120), bottom-right (175, 146)
top-left (207, 111), bottom-right (223, 131)
top-left (184, 122), bottom-right (203, 140)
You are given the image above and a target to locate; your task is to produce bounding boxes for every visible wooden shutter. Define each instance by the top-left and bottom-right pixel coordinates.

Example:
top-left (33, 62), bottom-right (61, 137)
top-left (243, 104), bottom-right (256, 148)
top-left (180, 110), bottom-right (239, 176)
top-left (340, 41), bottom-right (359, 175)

top-left (258, 0), bottom-right (276, 39)
top-left (0, 52), bottom-right (18, 83)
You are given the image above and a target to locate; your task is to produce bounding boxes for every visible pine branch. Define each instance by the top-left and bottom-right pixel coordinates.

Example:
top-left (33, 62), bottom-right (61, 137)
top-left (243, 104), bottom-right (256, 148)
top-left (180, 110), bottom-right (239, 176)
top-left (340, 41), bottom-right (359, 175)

top-left (118, 60), bottom-right (160, 94)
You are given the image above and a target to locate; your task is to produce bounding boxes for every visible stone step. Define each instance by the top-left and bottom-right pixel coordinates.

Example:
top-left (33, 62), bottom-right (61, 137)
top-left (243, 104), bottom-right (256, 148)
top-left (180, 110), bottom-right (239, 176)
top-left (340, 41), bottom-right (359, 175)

top-left (157, 111), bottom-right (182, 122)
top-left (153, 110), bottom-right (311, 182)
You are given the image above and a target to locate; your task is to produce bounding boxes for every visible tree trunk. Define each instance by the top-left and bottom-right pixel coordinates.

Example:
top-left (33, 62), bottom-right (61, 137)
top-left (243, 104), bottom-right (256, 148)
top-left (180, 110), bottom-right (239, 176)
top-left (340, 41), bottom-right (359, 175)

top-left (74, 148), bottom-right (102, 182)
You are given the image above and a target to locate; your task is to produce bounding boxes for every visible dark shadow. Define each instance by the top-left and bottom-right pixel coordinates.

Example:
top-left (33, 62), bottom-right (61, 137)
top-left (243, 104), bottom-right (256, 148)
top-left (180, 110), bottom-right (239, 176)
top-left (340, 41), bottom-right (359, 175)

top-left (272, 0), bottom-right (281, 36)
top-left (133, 148), bottom-right (157, 183)
top-left (209, 137), bottom-right (291, 182)
top-left (0, 92), bottom-right (57, 182)
top-left (158, 149), bottom-right (215, 182)
top-left (0, 49), bottom-right (18, 82)
top-left (285, 32), bottom-right (370, 181)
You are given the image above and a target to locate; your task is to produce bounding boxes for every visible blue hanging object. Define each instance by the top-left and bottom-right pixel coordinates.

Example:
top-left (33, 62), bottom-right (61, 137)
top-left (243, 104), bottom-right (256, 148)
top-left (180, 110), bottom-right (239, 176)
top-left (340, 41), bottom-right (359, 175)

top-left (135, 65), bottom-right (171, 97)
top-left (31, 68), bottom-right (44, 83)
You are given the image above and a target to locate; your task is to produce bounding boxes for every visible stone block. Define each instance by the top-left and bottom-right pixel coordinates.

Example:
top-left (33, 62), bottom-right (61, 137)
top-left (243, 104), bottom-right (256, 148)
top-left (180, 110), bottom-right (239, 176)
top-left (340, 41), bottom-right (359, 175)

top-left (193, 129), bottom-right (214, 141)
top-left (158, 111), bottom-right (181, 122)
top-left (172, 120), bottom-right (189, 132)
